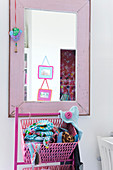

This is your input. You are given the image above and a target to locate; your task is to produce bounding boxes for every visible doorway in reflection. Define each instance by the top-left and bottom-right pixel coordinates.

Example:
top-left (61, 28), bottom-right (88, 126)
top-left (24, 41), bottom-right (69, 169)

top-left (60, 49), bottom-right (76, 101)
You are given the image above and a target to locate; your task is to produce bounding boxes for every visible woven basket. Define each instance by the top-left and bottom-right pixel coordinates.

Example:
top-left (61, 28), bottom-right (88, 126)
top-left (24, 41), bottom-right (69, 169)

top-left (22, 164), bottom-right (74, 170)
top-left (20, 118), bottom-right (78, 164)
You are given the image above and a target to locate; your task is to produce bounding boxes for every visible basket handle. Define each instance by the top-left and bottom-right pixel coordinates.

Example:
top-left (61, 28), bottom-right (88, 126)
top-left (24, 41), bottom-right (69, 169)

top-left (18, 112), bottom-right (60, 117)
top-left (40, 79), bottom-right (49, 89)
top-left (16, 107), bottom-right (60, 117)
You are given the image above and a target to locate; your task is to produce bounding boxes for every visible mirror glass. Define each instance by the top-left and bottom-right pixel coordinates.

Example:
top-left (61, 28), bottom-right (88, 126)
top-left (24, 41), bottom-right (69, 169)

top-left (24, 9), bottom-right (77, 102)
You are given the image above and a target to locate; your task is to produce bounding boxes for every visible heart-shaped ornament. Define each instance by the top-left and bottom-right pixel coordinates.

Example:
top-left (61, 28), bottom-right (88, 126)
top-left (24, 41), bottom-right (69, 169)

top-left (13, 27), bottom-right (19, 36)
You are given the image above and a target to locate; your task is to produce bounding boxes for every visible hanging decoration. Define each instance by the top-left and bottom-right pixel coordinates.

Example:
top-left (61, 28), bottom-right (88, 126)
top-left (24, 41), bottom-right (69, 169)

top-left (37, 79), bottom-right (52, 101)
top-left (37, 56), bottom-right (54, 101)
top-left (38, 65), bottom-right (54, 79)
top-left (9, 0), bottom-right (22, 53)
top-left (38, 56), bottom-right (54, 79)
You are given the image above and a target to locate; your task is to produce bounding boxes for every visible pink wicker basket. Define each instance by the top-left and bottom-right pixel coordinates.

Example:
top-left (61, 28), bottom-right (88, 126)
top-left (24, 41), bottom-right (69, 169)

top-left (20, 118), bottom-right (78, 164)
top-left (22, 164), bottom-right (74, 170)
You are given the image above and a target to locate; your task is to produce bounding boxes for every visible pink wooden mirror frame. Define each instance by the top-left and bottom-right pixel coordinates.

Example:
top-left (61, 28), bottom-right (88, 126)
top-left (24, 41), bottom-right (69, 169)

top-left (9, 0), bottom-right (91, 117)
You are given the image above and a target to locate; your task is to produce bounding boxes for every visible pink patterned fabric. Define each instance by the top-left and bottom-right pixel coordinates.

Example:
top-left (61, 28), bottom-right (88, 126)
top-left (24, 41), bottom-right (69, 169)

top-left (60, 49), bottom-right (76, 101)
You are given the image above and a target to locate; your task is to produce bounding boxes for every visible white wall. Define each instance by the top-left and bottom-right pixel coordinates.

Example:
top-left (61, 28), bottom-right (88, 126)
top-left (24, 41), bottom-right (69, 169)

top-left (0, 0), bottom-right (113, 170)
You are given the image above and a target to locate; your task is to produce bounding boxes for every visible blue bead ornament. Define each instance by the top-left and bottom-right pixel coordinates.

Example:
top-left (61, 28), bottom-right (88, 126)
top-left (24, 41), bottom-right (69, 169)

top-left (9, 27), bottom-right (22, 53)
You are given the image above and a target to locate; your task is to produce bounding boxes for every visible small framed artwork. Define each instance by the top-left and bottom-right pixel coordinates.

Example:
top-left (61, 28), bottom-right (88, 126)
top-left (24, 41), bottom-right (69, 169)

top-left (37, 89), bottom-right (52, 101)
top-left (38, 65), bottom-right (54, 79)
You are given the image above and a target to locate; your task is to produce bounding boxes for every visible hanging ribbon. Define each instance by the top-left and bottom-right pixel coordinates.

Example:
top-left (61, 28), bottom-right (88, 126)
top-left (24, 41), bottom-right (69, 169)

top-left (40, 79), bottom-right (49, 89)
top-left (15, 0), bottom-right (17, 28)
top-left (9, 0), bottom-right (22, 53)
top-left (41, 56), bottom-right (50, 66)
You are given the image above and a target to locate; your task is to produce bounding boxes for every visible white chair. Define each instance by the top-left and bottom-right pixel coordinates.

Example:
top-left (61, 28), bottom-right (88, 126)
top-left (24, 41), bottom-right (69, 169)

top-left (97, 136), bottom-right (113, 170)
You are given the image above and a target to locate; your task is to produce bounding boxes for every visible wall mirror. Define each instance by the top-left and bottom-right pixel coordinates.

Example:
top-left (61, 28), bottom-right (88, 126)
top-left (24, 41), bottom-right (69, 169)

top-left (9, 0), bottom-right (90, 117)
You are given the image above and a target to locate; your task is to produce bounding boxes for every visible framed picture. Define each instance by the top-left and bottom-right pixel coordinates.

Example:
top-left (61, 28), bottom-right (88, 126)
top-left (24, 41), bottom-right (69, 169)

top-left (38, 65), bottom-right (54, 79)
top-left (37, 89), bottom-right (52, 101)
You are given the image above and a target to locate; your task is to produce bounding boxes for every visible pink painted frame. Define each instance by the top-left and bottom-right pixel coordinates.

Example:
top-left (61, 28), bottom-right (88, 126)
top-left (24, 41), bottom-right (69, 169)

top-left (37, 89), bottom-right (52, 101)
top-left (9, 0), bottom-right (91, 117)
top-left (38, 65), bottom-right (54, 80)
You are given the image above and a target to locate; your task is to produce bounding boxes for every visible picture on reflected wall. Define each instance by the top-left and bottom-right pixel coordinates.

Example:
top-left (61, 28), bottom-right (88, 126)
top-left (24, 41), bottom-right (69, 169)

top-left (60, 49), bottom-right (76, 101)
top-left (37, 89), bottom-right (52, 101)
top-left (38, 65), bottom-right (54, 79)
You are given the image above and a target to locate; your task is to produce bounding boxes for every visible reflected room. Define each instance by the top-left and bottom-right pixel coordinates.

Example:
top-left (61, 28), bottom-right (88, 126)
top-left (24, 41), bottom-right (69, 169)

top-left (24, 9), bottom-right (77, 102)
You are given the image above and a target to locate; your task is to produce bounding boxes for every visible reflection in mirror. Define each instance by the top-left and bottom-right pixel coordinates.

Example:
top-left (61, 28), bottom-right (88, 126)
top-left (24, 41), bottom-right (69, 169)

top-left (24, 9), bottom-right (77, 102)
